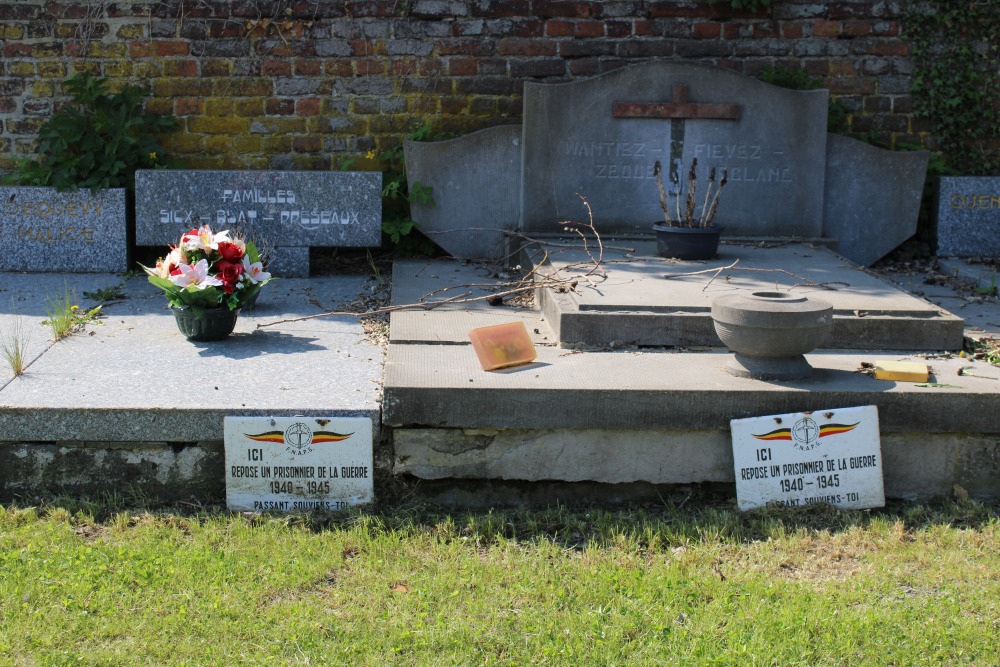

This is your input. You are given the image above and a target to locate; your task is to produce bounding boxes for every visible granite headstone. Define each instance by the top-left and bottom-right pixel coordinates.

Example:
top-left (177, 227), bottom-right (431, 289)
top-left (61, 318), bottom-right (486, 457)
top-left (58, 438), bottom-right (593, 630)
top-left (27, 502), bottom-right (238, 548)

top-left (0, 186), bottom-right (127, 272)
top-left (404, 125), bottom-right (522, 260)
top-left (521, 61), bottom-right (829, 237)
top-left (936, 177), bottom-right (1000, 257)
top-left (822, 134), bottom-right (930, 266)
top-left (135, 170), bottom-right (382, 277)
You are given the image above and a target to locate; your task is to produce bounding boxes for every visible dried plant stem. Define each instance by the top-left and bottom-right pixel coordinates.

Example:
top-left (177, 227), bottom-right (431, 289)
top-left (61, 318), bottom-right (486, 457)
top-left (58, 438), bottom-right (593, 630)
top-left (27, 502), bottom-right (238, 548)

top-left (699, 167), bottom-right (716, 227)
top-left (684, 158), bottom-right (698, 226)
top-left (653, 160), bottom-right (672, 225)
top-left (663, 260), bottom-right (850, 292)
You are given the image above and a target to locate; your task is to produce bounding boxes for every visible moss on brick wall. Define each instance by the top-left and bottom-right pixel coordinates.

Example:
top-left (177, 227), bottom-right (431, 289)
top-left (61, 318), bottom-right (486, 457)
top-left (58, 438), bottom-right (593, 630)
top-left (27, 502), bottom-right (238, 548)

top-left (0, 0), bottom-right (920, 172)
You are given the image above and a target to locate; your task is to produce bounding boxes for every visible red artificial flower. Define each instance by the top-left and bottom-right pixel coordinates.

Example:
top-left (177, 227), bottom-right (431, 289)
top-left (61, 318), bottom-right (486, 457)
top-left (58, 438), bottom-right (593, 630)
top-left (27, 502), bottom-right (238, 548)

top-left (218, 241), bottom-right (245, 262)
top-left (215, 259), bottom-right (244, 287)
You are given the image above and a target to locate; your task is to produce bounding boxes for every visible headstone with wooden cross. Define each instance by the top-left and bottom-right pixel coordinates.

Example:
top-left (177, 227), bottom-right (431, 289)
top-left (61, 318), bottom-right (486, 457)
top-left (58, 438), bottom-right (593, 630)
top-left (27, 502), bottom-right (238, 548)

top-left (520, 61), bottom-right (830, 237)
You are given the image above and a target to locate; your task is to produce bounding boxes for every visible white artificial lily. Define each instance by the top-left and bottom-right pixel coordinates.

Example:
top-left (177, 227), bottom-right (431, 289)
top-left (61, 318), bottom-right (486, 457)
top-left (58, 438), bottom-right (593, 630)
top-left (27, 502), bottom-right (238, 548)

top-left (241, 255), bottom-right (271, 284)
top-left (169, 259), bottom-right (224, 289)
top-left (182, 225), bottom-right (231, 253)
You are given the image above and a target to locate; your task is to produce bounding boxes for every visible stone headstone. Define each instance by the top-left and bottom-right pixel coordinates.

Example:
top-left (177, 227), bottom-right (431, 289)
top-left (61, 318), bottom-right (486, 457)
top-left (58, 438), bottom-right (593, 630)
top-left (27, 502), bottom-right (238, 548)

top-left (521, 61), bottom-right (829, 237)
top-left (936, 177), bottom-right (1000, 257)
top-left (404, 125), bottom-right (522, 260)
top-left (135, 170), bottom-right (382, 277)
top-left (822, 135), bottom-right (929, 266)
top-left (0, 186), bottom-right (127, 272)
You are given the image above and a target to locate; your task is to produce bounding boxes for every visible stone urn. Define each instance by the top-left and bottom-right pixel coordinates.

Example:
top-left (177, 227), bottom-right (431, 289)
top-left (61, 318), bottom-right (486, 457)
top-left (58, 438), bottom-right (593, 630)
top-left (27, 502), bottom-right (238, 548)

top-left (711, 291), bottom-right (833, 380)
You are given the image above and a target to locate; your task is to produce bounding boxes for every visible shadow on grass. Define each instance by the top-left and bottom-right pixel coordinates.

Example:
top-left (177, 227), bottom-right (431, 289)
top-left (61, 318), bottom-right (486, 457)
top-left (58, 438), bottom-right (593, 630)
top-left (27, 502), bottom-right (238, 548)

top-left (6, 480), bottom-right (998, 553)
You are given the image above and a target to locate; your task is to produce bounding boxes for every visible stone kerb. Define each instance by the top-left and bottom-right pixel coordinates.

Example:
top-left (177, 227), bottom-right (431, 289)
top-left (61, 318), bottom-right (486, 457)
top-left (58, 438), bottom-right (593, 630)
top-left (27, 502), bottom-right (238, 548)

top-left (521, 61), bottom-right (829, 237)
top-left (404, 125), bottom-right (522, 260)
top-left (135, 170), bottom-right (382, 277)
top-left (822, 134), bottom-right (930, 266)
top-left (937, 177), bottom-right (1000, 258)
top-left (0, 186), bottom-right (128, 272)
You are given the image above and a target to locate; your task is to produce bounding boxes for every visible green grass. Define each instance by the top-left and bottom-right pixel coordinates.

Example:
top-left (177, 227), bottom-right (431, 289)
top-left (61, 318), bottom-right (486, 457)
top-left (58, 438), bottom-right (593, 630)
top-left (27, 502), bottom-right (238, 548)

top-left (0, 315), bottom-right (29, 376)
top-left (42, 287), bottom-right (103, 341)
top-left (1, 497), bottom-right (997, 666)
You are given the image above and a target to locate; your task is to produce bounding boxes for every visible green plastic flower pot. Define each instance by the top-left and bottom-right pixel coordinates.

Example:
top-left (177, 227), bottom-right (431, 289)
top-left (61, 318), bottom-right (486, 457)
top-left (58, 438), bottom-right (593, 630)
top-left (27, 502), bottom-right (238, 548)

top-left (172, 307), bottom-right (240, 341)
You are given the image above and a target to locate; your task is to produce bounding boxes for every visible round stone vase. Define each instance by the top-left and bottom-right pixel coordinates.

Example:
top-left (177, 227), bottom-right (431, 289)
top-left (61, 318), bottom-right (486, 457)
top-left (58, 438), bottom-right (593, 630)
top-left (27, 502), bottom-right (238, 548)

top-left (711, 291), bottom-right (833, 380)
top-left (653, 223), bottom-right (722, 260)
top-left (172, 307), bottom-right (240, 341)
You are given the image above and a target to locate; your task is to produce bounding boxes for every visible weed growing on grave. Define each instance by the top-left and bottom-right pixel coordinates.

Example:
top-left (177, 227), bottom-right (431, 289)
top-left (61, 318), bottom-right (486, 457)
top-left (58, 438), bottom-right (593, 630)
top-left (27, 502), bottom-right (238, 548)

top-left (0, 316), bottom-right (29, 376)
top-left (42, 287), bottom-right (103, 341)
top-left (342, 124), bottom-right (441, 255)
top-left (4, 72), bottom-right (179, 194)
top-left (82, 283), bottom-right (126, 303)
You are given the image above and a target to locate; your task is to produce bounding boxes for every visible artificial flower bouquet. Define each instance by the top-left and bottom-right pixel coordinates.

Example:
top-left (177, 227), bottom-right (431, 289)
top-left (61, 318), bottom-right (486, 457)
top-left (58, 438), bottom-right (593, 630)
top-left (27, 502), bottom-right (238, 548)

top-left (143, 225), bottom-right (272, 315)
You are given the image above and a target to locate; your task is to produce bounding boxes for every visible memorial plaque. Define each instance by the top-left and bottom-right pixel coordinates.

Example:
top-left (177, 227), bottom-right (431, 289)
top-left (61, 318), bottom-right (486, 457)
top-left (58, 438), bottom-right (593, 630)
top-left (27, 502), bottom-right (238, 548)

top-left (135, 170), bottom-right (382, 276)
top-left (0, 186), bottom-right (127, 272)
top-left (936, 176), bottom-right (1000, 257)
top-left (224, 416), bottom-right (373, 512)
top-left (521, 61), bottom-right (829, 236)
top-left (731, 405), bottom-right (884, 511)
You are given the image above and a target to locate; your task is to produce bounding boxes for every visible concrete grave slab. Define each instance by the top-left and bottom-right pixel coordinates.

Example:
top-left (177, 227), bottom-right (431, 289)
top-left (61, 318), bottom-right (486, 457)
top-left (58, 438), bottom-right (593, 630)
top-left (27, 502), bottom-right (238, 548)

top-left (0, 187), bottom-right (127, 272)
top-left (937, 177), bottom-right (1000, 257)
top-left (521, 61), bottom-right (829, 237)
top-left (135, 170), bottom-right (382, 276)
top-left (0, 274), bottom-right (383, 443)
top-left (822, 134), bottom-right (929, 266)
top-left (535, 242), bottom-right (964, 350)
top-left (405, 125), bottom-right (522, 260)
top-left (389, 259), bottom-right (555, 344)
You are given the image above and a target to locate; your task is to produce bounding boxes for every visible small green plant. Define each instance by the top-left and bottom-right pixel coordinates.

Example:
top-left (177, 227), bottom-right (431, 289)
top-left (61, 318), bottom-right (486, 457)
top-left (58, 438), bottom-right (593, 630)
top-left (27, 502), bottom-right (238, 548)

top-left (42, 288), bottom-right (103, 340)
top-left (0, 316), bottom-right (30, 377)
top-left (759, 65), bottom-right (849, 134)
top-left (82, 284), bottom-right (126, 303)
top-left (373, 124), bottom-right (440, 256)
top-left (5, 72), bottom-right (179, 194)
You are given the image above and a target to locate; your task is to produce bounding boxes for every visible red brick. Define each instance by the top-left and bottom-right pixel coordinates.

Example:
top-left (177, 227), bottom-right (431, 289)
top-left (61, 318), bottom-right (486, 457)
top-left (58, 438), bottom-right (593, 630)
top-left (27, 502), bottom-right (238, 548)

top-left (262, 59), bottom-right (293, 76)
top-left (175, 98), bottom-right (204, 116)
top-left (781, 23), bottom-right (804, 39)
top-left (606, 20), bottom-right (630, 38)
top-left (633, 20), bottom-right (653, 37)
top-left (448, 58), bottom-right (478, 76)
top-left (498, 39), bottom-right (558, 56)
top-left (546, 20), bottom-right (574, 37)
top-left (324, 60), bottom-right (354, 77)
top-left (812, 20), bottom-right (842, 38)
top-left (266, 99), bottom-right (295, 115)
top-left (693, 23), bottom-right (721, 39)
top-left (295, 59), bottom-right (322, 75)
top-left (155, 40), bottom-right (190, 56)
top-left (163, 60), bottom-right (199, 77)
top-left (575, 21), bottom-right (604, 38)
top-left (868, 39), bottom-right (910, 57)
top-left (843, 21), bottom-right (872, 37)
top-left (295, 98), bottom-right (321, 116)
top-left (355, 59), bottom-right (386, 75)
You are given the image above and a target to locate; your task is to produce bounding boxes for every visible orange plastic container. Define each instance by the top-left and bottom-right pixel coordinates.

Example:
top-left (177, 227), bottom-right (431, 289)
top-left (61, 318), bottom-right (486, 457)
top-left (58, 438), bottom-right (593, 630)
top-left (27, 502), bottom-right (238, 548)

top-left (468, 321), bottom-right (538, 371)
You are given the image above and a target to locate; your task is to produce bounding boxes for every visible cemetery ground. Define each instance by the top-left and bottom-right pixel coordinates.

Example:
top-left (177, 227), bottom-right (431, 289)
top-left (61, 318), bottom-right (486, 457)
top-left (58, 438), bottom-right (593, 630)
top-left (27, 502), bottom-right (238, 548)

top-left (1, 492), bottom-right (999, 665)
top-left (0, 249), bottom-right (999, 665)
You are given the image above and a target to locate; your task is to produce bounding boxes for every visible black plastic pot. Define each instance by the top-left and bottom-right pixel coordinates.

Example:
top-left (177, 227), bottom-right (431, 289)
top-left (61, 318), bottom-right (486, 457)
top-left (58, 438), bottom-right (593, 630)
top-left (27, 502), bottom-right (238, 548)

top-left (653, 223), bottom-right (723, 260)
top-left (172, 307), bottom-right (240, 341)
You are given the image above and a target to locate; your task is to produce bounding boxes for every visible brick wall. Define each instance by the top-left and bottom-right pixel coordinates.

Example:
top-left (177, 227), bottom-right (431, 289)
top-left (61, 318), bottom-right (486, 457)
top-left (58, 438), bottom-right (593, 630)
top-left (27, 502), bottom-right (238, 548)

top-left (0, 0), bottom-right (920, 172)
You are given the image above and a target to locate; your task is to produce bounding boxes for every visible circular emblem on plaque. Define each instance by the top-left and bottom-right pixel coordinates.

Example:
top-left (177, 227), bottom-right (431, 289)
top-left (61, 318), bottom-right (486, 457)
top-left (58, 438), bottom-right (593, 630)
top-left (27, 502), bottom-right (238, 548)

top-left (284, 422), bottom-right (314, 452)
top-left (791, 417), bottom-right (820, 451)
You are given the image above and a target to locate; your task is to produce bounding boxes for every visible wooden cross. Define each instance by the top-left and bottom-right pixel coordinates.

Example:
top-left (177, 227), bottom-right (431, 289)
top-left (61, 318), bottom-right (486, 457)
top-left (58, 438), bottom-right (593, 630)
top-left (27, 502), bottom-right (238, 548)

top-left (612, 84), bottom-right (742, 121)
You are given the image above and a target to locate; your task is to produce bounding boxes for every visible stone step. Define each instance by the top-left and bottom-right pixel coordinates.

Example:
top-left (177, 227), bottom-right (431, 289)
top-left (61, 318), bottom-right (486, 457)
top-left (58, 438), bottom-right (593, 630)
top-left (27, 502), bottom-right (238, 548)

top-left (535, 241), bottom-right (965, 350)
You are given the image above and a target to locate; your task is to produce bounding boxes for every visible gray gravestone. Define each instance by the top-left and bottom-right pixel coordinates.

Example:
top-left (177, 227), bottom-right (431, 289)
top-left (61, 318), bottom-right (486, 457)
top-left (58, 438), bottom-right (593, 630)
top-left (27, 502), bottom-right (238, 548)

top-left (404, 125), bottom-right (522, 260)
top-left (135, 170), bottom-right (382, 277)
top-left (937, 177), bottom-right (1000, 257)
top-left (822, 134), bottom-right (929, 266)
top-left (0, 186), bottom-right (127, 272)
top-left (521, 61), bottom-right (829, 237)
